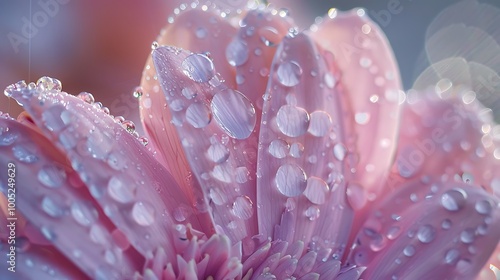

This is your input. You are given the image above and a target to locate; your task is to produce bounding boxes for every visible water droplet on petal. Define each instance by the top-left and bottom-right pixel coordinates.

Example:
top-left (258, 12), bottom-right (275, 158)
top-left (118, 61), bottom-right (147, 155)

top-left (41, 226), bottom-right (56, 241)
top-left (207, 143), bottom-right (230, 164)
top-left (275, 163), bottom-right (307, 197)
top-left (226, 39), bottom-right (249, 66)
top-left (417, 225), bottom-right (436, 243)
top-left (71, 200), bottom-right (98, 227)
top-left (324, 73), bottom-right (336, 88)
top-left (41, 195), bottom-right (66, 217)
top-left (186, 103), bottom-right (212, 128)
top-left (182, 53), bottom-right (215, 83)
top-left (235, 166), bottom-right (249, 184)
top-left (289, 142), bottom-right (304, 158)
top-left (182, 87), bottom-right (196, 99)
top-left (0, 130), bottom-right (17, 146)
top-left (42, 105), bottom-right (72, 132)
top-left (347, 183), bottom-right (367, 210)
top-left (333, 143), bottom-right (347, 161)
top-left (475, 199), bottom-right (492, 215)
top-left (268, 139), bottom-right (289, 159)
top-left (403, 245), bottom-right (416, 257)
top-left (305, 205), bottom-right (320, 221)
top-left (108, 176), bottom-right (136, 203)
top-left (77, 92), bottom-right (95, 104)
top-left (304, 177), bottom-right (329, 204)
top-left (308, 111), bottom-right (332, 137)
top-left (441, 188), bottom-right (467, 211)
top-left (441, 219), bottom-right (452, 230)
top-left (209, 188), bottom-right (227, 205)
top-left (131, 202), bottom-right (155, 226)
top-left (444, 248), bottom-right (460, 265)
top-left (276, 105), bottom-right (310, 137)
top-left (355, 112), bottom-right (370, 125)
top-left (277, 61), bottom-right (302, 87)
top-left (12, 145), bottom-right (38, 163)
top-left (36, 76), bottom-right (62, 91)
top-left (38, 165), bottom-right (66, 188)
top-left (196, 27), bottom-right (207, 38)
top-left (232, 196), bottom-right (253, 220)
top-left (211, 89), bottom-right (256, 139)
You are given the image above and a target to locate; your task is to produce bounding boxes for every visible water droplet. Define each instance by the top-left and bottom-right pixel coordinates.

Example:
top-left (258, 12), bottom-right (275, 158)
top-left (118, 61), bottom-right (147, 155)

top-left (207, 143), bottom-right (230, 164)
top-left (275, 163), bottom-right (307, 197)
top-left (182, 88), bottom-right (196, 99)
top-left (41, 195), bottom-right (66, 217)
top-left (259, 27), bottom-right (280, 47)
top-left (232, 196), bottom-right (253, 220)
top-left (77, 92), bottom-right (95, 104)
top-left (235, 166), bottom-right (249, 184)
top-left (211, 89), bottom-right (256, 139)
top-left (333, 143), bottom-right (347, 161)
top-left (289, 142), bottom-right (304, 158)
top-left (304, 177), bottom-right (329, 204)
top-left (90, 224), bottom-right (111, 245)
top-left (71, 200), bottom-right (98, 227)
top-left (151, 41), bottom-right (159, 50)
top-left (441, 188), bottom-right (467, 211)
top-left (122, 120), bottom-right (136, 134)
top-left (108, 176), bottom-right (136, 203)
top-left (360, 57), bottom-right (372, 68)
top-left (38, 165), bottom-right (66, 188)
top-left (355, 112), bottom-right (370, 125)
top-left (181, 53), bottom-right (215, 83)
top-left (324, 73), bottom-right (336, 88)
top-left (195, 27), bottom-right (207, 38)
top-left (305, 205), bottom-right (320, 221)
top-left (186, 103), bottom-right (211, 128)
top-left (475, 199), bottom-right (492, 215)
top-left (40, 226), bottom-right (56, 241)
top-left (226, 39), bottom-right (249, 66)
top-left (276, 105), bottom-right (310, 137)
top-left (308, 111), bottom-right (332, 137)
top-left (12, 145), bottom-right (38, 163)
top-left (36, 76), bottom-right (62, 92)
top-left (169, 99), bottom-right (184, 112)
top-left (132, 86), bottom-right (143, 98)
top-left (268, 139), bottom-right (289, 159)
top-left (444, 248), bottom-right (460, 264)
top-left (403, 245), bottom-right (415, 257)
top-left (173, 206), bottom-right (189, 222)
top-left (209, 188), bottom-right (227, 205)
top-left (42, 105), bottom-right (72, 132)
top-left (386, 226), bottom-right (401, 240)
top-left (0, 130), bottom-right (17, 146)
top-left (211, 164), bottom-right (232, 183)
top-left (277, 61), bottom-right (302, 87)
top-left (346, 183), bottom-right (367, 210)
top-left (417, 225), bottom-right (436, 243)
top-left (131, 201), bottom-right (156, 226)
top-left (460, 228), bottom-right (475, 244)
top-left (441, 219), bottom-right (452, 230)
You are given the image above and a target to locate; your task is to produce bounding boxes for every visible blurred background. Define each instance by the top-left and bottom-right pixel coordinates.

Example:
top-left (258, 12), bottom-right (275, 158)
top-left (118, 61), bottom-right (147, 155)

top-left (0, 0), bottom-right (499, 124)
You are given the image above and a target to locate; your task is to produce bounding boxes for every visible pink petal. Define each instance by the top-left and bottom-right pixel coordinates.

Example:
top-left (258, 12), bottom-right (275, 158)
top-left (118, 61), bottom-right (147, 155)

top-left (0, 117), bottom-right (142, 278)
top-left (347, 181), bottom-right (499, 279)
top-left (152, 46), bottom-right (260, 243)
top-left (256, 33), bottom-right (353, 257)
top-left (4, 81), bottom-right (213, 260)
top-left (310, 9), bottom-right (403, 198)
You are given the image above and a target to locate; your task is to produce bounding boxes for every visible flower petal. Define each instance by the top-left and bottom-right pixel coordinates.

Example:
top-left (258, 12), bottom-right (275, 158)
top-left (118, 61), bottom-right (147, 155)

top-left (4, 82), bottom-right (213, 260)
top-left (310, 9), bottom-right (403, 197)
top-left (152, 46), bottom-right (260, 243)
top-left (256, 33), bottom-right (353, 257)
top-left (0, 117), bottom-right (141, 278)
top-left (348, 181), bottom-right (499, 280)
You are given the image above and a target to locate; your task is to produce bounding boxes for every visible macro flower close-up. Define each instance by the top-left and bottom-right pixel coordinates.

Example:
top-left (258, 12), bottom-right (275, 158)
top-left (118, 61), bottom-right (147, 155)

top-left (0, 0), bottom-right (499, 279)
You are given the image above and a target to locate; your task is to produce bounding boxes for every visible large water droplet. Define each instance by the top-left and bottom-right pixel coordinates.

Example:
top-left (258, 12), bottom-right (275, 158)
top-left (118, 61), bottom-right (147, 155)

top-left (41, 195), bottom-right (66, 217)
top-left (41, 226), bottom-right (56, 241)
top-left (207, 143), bottom-right (230, 164)
top-left (71, 200), bottom-right (98, 227)
top-left (275, 163), bottom-right (307, 197)
top-left (417, 225), bottom-right (436, 243)
top-left (324, 73), bottom-right (336, 88)
top-left (36, 76), bottom-right (62, 92)
top-left (276, 105), bottom-right (310, 137)
top-left (441, 188), bottom-right (467, 211)
top-left (186, 103), bottom-right (212, 128)
top-left (308, 111), bottom-right (332, 137)
top-left (107, 176), bottom-right (136, 203)
top-left (131, 201), bottom-right (156, 226)
top-left (475, 199), bottom-right (492, 215)
top-left (304, 177), bottom-right (328, 204)
top-left (0, 130), bottom-right (17, 146)
top-left (12, 145), bottom-right (38, 163)
top-left (232, 196), bottom-right (253, 220)
top-left (77, 92), bottom-right (95, 104)
top-left (277, 61), bottom-right (302, 87)
top-left (38, 165), bottom-right (66, 188)
top-left (441, 219), bottom-right (452, 230)
top-left (305, 205), bottom-right (320, 221)
top-left (226, 39), bottom-right (249, 66)
top-left (181, 53), bottom-right (215, 83)
top-left (211, 89), bottom-right (256, 139)
top-left (268, 139), bottom-right (289, 159)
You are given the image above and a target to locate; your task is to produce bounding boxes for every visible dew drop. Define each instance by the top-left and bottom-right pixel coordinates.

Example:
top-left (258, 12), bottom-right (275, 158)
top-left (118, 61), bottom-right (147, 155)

top-left (132, 86), bottom-right (143, 98)
top-left (308, 111), bottom-right (332, 137)
top-left (355, 112), bottom-right (370, 125)
top-left (71, 200), bottom-right (98, 227)
top-left (90, 224), bottom-right (110, 245)
top-left (42, 105), bottom-right (72, 132)
top-left (108, 176), bottom-right (136, 203)
top-left (36, 76), bottom-right (62, 92)
top-left (346, 183), bottom-right (367, 210)
top-left (232, 196), bottom-right (253, 220)
top-left (38, 165), bottom-right (66, 188)
top-left (304, 177), bottom-right (329, 204)
top-left (131, 202), bottom-right (156, 226)
top-left (441, 188), bottom-right (467, 211)
top-left (173, 207), bottom-right (189, 222)
top-left (289, 142), bottom-right (304, 158)
top-left (211, 89), bottom-right (256, 139)
top-left (12, 145), bottom-right (38, 163)
top-left (207, 143), bottom-right (230, 164)
top-left (211, 165), bottom-right (232, 183)
top-left (259, 26), bottom-right (280, 47)
top-left (181, 53), bottom-right (215, 83)
top-left (417, 225), bottom-right (436, 243)
top-left (226, 39), bottom-right (249, 66)
top-left (475, 199), bottom-right (492, 215)
top-left (209, 188), bottom-right (227, 205)
top-left (360, 57), bottom-right (372, 68)
top-left (186, 103), bottom-right (212, 128)
top-left (268, 139), bottom-right (289, 159)
top-left (333, 143), bottom-right (347, 161)
top-left (277, 61), bottom-right (302, 87)
top-left (276, 105), bottom-right (310, 137)
top-left (169, 99), bottom-right (184, 112)
top-left (305, 206), bottom-right (320, 221)
top-left (386, 226), bottom-right (401, 240)
top-left (41, 195), bottom-right (66, 217)
top-left (77, 92), bottom-right (95, 104)
top-left (460, 228), bottom-right (475, 244)
top-left (403, 245), bottom-right (415, 257)
top-left (275, 163), bottom-right (307, 197)
top-left (444, 248), bottom-right (460, 264)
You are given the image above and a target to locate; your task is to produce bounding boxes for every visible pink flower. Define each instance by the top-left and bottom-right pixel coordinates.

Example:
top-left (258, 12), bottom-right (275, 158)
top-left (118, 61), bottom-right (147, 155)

top-left (1, 2), bottom-right (499, 280)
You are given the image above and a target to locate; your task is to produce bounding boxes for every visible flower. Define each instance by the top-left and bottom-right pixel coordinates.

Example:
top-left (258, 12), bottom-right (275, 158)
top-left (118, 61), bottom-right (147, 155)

top-left (0, 2), bottom-right (499, 280)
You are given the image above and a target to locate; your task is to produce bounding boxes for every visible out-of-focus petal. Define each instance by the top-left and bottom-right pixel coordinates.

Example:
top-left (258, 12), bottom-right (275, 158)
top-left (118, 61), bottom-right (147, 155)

top-left (140, 6), bottom-right (237, 204)
top-left (4, 81), bottom-right (214, 261)
top-left (152, 46), bottom-right (260, 243)
top-left (348, 181), bottom-right (499, 280)
top-left (256, 33), bottom-right (353, 258)
top-left (0, 116), bottom-right (141, 278)
top-left (310, 9), bottom-right (403, 198)
top-left (0, 243), bottom-right (85, 279)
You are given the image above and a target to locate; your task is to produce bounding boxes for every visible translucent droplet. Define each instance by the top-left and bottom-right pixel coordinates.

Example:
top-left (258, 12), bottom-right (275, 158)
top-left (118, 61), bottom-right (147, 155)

top-left (41, 195), bottom-right (66, 217)
top-left (308, 111), bottom-right (332, 137)
top-left (182, 87), bottom-right (196, 99)
top-left (333, 143), bottom-right (347, 161)
top-left (36, 76), bottom-right (62, 92)
top-left (131, 202), bottom-right (156, 226)
top-left (42, 105), bottom-right (72, 132)
top-left (181, 53), bottom-right (215, 83)
top-left (209, 188), bottom-right (227, 205)
top-left (195, 27), bottom-right (207, 38)
top-left (276, 105), bottom-right (310, 137)
top-left (71, 200), bottom-right (98, 227)
top-left (277, 61), bottom-right (302, 87)
top-left (305, 205), bottom-right (320, 221)
top-left (475, 199), bottom-right (492, 215)
top-left (41, 226), bottom-right (56, 241)
top-left (304, 177), bottom-right (329, 204)
top-left (289, 142), bottom-right (304, 158)
top-left (207, 143), bottom-right (230, 164)
top-left (232, 196), bottom-right (253, 220)
top-left (444, 249), bottom-right (460, 264)
top-left (441, 188), bottom-right (467, 211)
top-left (259, 27), bottom-right (280, 47)
top-left (169, 99), bottom-right (184, 112)
top-left (173, 207), bottom-right (189, 222)
top-left (90, 224), bottom-right (110, 245)
top-left (359, 57), bottom-right (372, 68)
top-left (268, 139), bottom-right (289, 159)
top-left (122, 120), bottom-right (136, 134)
top-left (235, 166), bottom-right (249, 184)
top-left (441, 219), bottom-right (452, 230)
top-left (211, 165), bottom-right (232, 183)
top-left (12, 145), bottom-right (38, 163)
top-left (226, 39), bottom-right (249, 66)
top-left (355, 112), bottom-right (370, 125)
top-left (186, 103), bottom-right (211, 128)
top-left (275, 163), bottom-right (307, 197)
top-left (38, 165), bottom-right (66, 188)
top-left (108, 176), bottom-right (136, 203)
top-left (460, 228), bottom-right (475, 244)
top-left (77, 92), bottom-right (95, 104)
top-left (417, 225), bottom-right (436, 243)
top-left (403, 245), bottom-right (415, 257)
top-left (211, 89), bottom-right (256, 139)
top-left (132, 86), bottom-right (143, 98)
top-left (386, 226), bottom-right (401, 240)
top-left (346, 183), bottom-right (367, 210)
top-left (324, 73), bottom-right (336, 88)
top-left (0, 130), bottom-right (17, 146)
